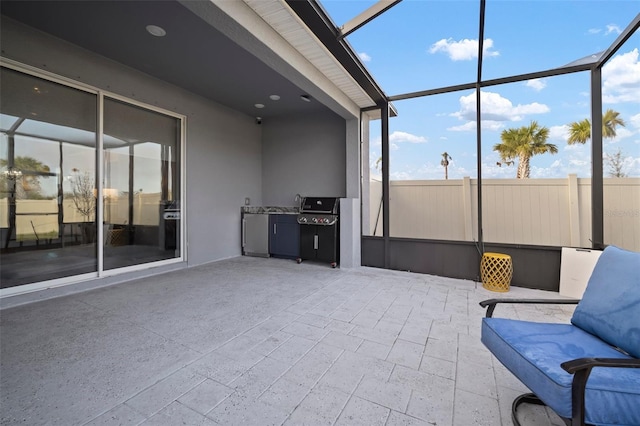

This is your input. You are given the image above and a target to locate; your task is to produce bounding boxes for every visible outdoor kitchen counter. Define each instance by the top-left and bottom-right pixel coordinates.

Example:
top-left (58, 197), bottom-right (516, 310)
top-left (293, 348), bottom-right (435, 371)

top-left (241, 206), bottom-right (300, 259)
top-left (241, 206), bottom-right (299, 214)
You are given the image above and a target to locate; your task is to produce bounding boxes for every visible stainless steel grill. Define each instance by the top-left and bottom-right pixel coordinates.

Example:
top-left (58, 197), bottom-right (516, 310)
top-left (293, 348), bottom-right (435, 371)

top-left (297, 197), bottom-right (339, 226)
top-left (296, 197), bottom-right (340, 267)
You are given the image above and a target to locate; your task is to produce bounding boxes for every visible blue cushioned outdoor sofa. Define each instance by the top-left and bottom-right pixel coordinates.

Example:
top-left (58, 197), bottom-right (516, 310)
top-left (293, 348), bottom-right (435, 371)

top-left (480, 245), bottom-right (640, 426)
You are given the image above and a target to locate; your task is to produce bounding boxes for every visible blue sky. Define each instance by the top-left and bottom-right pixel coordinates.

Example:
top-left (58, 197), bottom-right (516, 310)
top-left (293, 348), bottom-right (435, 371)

top-left (320, 1), bottom-right (640, 180)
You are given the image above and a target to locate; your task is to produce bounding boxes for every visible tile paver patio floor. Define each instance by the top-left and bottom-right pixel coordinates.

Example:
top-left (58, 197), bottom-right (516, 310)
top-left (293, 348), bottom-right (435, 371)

top-left (0, 256), bottom-right (575, 425)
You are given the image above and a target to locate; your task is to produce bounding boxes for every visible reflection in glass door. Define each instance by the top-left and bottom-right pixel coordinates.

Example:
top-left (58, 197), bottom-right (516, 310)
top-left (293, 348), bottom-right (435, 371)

top-left (0, 67), bottom-right (97, 288)
top-left (1, 66), bottom-right (183, 290)
top-left (103, 97), bottom-right (181, 270)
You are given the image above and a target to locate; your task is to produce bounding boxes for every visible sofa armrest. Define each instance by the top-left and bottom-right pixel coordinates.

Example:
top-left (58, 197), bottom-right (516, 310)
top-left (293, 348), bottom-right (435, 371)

top-left (479, 298), bottom-right (580, 318)
top-left (560, 357), bottom-right (640, 425)
top-left (561, 356), bottom-right (640, 373)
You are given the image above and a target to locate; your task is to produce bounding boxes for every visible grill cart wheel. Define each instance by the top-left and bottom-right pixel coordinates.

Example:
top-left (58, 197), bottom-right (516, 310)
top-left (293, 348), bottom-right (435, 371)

top-left (296, 258), bottom-right (302, 264)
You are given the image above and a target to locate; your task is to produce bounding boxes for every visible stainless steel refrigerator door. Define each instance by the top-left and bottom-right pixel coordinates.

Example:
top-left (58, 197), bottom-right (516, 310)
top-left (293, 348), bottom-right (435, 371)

top-left (242, 214), bottom-right (270, 257)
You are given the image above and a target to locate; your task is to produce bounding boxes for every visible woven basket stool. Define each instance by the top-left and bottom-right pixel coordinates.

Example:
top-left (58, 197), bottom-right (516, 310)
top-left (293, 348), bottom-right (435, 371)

top-left (481, 252), bottom-right (513, 292)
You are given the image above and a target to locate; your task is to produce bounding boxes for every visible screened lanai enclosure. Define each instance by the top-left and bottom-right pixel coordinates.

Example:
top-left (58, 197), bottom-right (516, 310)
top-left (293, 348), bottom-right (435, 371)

top-left (0, 0), bottom-right (638, 295)
top-left (303, 1), bottom-right (639, 289)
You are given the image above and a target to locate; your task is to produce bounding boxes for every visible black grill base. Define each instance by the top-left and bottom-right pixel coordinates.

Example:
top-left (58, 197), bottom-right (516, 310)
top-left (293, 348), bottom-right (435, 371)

top-left (297, 224), bottom-right (339, 267)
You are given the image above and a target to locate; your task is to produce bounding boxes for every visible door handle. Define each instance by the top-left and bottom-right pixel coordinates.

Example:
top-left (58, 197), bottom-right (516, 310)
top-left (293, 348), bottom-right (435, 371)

top-left (314, 234), bottom-right (318, 250)
top-left (242, 219), bottom-right (246, 247)
top-left (273, 224), bottom-right (277, 234)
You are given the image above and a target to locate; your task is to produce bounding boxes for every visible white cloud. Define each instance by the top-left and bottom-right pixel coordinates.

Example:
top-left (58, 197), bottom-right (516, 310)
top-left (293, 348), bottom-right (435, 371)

top-left (549, 159), bottom-right (563, 169)
top-left (452, 91), bottom-right (550, 123)
top-left (588, 24), bottom-right (622, 36)
top-left (624, 156), bottom-right (640, 176)
top-left (569, 158), bottom-right (590, 167)
top-left (605, 24), bottom-right (622, 35)
top-left (448, 120), bottom-right (503, 132)
top-left (481, 121), bottom-right (505, 131)
top-left (389, 131), bottom-right (427, 144)
top-left (610, 127), bottom-right (634, 141)
top-left (369, 132), bottom-right (426, 151)
top-left (526, 160), bottom-right (565, 179)
top-left (429, 38), bottom-right (499, 61)
top-left (630, 113), bottom-right (640, 129)
top-left (602, 48), bottom-right (640, 103)
top-left (549, 125), bottom-right (569, 141)
top-left (359, 52), bottom-right (372, 62)
top-left (525, 78), bottom-right (547, 91)
top-left (448, 121), bottom-right (477, 132)
top-left (530, 165), bottom-right (559, 179)
top-left (390, 171), bottom-right (412, 180)
top-left (482, 159), bottom-right (516, 178)
top-left (562, 142), bottom-right (592, 177)
top-left (564, 143), bottom-right (587, 152)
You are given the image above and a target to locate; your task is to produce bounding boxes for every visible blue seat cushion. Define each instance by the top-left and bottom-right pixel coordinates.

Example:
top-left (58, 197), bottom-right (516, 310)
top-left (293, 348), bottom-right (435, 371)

top-left (482, 318), bottom-right (640, 425)
top-left (571, 245), bottom-right (640, 358)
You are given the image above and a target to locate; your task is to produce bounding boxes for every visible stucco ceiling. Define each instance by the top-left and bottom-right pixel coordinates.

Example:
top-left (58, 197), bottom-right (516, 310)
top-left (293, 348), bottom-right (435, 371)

top-left (1, 0), bottom-right (343, 119)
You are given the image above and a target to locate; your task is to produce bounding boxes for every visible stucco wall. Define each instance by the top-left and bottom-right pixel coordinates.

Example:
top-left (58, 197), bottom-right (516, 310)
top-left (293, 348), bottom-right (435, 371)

top-left (1, 17), bottom-right (262, 266)
top-left (261, 111), bottom-right (346, 206)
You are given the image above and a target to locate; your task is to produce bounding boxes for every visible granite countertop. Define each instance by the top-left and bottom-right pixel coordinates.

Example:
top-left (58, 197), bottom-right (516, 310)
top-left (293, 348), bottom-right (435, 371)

top-left (241, 206), bottom-right (299, 214)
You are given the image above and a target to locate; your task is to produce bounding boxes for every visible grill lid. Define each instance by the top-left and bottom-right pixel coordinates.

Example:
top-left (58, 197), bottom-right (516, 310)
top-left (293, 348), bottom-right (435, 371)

top-left (299, 197), bottom-right (339, 214)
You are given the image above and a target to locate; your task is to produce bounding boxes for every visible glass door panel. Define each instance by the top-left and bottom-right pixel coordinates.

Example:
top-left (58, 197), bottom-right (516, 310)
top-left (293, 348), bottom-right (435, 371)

top-left (0, 67), bottom-right (97, 288)
top-left (103, 97), bottom-right (180, 270)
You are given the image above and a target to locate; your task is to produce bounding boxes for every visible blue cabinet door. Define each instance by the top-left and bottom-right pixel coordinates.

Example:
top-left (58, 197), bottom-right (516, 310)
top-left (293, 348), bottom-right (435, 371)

top-left (269, 214), bottom-right (300, 259)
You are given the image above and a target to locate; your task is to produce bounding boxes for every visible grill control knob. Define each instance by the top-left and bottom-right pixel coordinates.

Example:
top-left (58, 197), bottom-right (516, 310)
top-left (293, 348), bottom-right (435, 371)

top-left (312, 217), bottom-right (318, 223)
top-left (300, 217), bottom-right (307, 223)
top-left (323, 218), bottom-right (329, 224)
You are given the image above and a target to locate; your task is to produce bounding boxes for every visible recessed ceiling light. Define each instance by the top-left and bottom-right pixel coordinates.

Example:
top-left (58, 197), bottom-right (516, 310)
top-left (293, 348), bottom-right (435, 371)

top-left (254, 103), bottom-right (265, 109)
top-left (146, 25), bottom-right (166, 37)
top-left (300, 95), bottom-right (311, 102)
top-left (269, 95), bottom-right (280, 101)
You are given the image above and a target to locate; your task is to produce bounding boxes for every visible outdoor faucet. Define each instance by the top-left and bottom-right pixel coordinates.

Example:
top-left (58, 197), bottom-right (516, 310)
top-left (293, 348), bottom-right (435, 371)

top-left (294, 193), bottom-right (302, 209)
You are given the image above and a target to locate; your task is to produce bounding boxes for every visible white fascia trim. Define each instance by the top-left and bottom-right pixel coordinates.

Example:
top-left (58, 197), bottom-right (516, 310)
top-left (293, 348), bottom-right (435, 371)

top-left (189, 0), bottom-right (363, 119)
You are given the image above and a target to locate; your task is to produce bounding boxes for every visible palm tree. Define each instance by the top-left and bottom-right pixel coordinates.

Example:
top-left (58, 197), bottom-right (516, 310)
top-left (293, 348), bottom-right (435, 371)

top-left (567, 109), bottom-right (626, 145)
top-left (567, 119), bottom-right (591, 145)
top-left (440, 152), bottom-right (452, 180)
top-left (0, 156), bottom-right (51, 199)
top-left (493, 121), bottom-right (557, 179)
top-left (603, 109), bottom-right (625, 139)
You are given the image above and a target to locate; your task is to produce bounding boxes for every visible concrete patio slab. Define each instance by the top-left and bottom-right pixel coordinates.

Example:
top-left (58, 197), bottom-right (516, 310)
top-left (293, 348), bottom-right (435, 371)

top-left (1, 256), bottom-right (574, 425)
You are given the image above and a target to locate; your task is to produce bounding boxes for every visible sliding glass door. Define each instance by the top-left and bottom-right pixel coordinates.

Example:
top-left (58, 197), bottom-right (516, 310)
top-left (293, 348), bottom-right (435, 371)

top-left (103, 97), bottom-right (181, 270)
top-left (0, 67), bottom-right (97, 287)
top-left (0, 65), bottom-right (182, 290)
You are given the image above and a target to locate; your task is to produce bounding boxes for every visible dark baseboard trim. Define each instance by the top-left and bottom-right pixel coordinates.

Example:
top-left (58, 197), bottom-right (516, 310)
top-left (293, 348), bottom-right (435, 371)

top-left (362, 237), bottom-right (561, 291)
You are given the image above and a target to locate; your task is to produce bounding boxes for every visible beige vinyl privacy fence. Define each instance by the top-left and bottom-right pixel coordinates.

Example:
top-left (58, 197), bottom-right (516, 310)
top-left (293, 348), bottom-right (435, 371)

top-left (0, 193), bottom-right (163, 241)
top-left (368, 175), bottom-right (640, 252)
